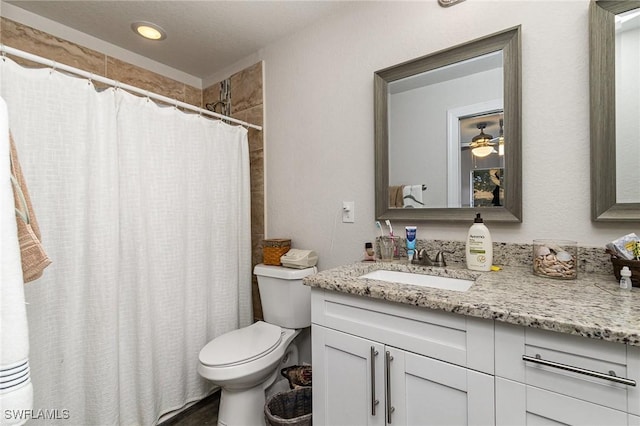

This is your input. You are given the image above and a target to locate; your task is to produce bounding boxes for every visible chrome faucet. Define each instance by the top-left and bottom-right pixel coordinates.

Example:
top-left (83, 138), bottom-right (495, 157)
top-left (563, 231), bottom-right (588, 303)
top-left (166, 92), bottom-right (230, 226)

top-left (411, 249), bottom-right (446, 267)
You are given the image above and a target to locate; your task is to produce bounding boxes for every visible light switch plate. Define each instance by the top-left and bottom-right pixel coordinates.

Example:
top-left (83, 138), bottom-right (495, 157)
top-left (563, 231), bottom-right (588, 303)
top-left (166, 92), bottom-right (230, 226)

top-left (342, 201), bottom-right (355, 223)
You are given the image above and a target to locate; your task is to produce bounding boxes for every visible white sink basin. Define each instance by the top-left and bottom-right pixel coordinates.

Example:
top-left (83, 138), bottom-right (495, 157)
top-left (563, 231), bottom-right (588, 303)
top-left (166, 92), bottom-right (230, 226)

top-left (359, 269), bottom-right (473, 292)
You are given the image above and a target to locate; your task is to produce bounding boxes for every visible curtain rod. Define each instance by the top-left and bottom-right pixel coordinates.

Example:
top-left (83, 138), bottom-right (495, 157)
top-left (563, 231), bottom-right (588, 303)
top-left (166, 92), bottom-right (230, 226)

top-left (0, 45), bottom-right (263, 131)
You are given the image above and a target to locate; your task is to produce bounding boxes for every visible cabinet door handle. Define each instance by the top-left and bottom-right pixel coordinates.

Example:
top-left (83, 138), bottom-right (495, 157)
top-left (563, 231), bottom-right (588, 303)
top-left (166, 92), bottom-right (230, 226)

top-left (385, 350), bottom-right (395, 423)
top-left (370, 346), bottom-right (379, 416)
top-left (522, 354), bottom-right (636, 387)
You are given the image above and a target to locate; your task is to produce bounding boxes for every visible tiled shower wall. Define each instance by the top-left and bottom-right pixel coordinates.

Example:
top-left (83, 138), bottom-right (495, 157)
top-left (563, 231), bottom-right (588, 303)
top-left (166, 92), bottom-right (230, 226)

top-left (0, 17), bottom-right (266, 321)
top-left (203, 65), bottom-right (265, 321)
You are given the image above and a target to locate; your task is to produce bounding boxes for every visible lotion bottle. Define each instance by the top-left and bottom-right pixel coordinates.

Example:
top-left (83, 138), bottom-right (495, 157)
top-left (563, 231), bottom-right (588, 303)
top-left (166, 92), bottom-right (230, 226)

top-left (620, 266), bottom-right (632, 290)
top-left (466, 213), bottom-right (493, 271)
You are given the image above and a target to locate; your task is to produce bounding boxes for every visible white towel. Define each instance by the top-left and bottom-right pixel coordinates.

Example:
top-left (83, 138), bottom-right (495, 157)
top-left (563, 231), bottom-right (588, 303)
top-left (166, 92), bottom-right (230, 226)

top-left (403, 184), bottom-right (424, 208)
top-left (0, 97), bottom-right (33, 425)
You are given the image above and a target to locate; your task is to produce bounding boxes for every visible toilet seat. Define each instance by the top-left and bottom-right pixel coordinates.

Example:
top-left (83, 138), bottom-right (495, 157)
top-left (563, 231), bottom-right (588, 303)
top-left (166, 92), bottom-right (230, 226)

top-left (199, 321), bottom-right (282, 368)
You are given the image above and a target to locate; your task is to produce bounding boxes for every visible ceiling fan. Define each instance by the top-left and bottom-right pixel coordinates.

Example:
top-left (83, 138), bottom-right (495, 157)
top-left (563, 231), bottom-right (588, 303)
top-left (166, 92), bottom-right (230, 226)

top-left (464, 122), bottom-right (497, 157)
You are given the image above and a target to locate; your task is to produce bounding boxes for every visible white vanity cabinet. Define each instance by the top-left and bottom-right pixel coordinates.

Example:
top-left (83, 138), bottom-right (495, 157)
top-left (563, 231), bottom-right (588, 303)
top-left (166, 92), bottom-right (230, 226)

top-left (495, 322), bottom-right (640, 425)
top-left (311, 288), bottom-right (495, 426)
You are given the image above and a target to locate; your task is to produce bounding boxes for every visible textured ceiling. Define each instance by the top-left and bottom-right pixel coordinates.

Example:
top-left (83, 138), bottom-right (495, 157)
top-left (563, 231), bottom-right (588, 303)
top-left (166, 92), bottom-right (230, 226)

top-left (5, 1), bottom-right (354, 79)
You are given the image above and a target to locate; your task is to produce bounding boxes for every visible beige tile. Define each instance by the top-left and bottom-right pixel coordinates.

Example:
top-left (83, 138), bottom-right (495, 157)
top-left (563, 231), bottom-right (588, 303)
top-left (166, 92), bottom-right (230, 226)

top-left (202, 82), bottom-right (222, 107)
top-left (250, 149), bottom-right (264, 195)
top-left (184, 84), bottom-right (203, 109)
top-left (252, 277), bottom-right (263, 321)
top-left (251, 233), bottom-right (265, 321)
top-left (233, 106), bottom-right (263, 151)
top-left (230, 61), bottom-right (263, 114)
top-left (1, 17), bottom-right (105, 75)
top-left (251, 188), bottom-right (265, 238)
top-left (106, 56), bottom-right (185, 101)
top-left (252, 234), bottom-right (265, 272)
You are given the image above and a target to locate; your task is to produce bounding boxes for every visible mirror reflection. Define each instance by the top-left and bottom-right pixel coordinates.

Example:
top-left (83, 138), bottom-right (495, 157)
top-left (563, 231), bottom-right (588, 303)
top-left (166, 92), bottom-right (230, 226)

top-left (387, 52), bottom-right (504, 209)
top-left (615, 8), bottom-right (640, 203)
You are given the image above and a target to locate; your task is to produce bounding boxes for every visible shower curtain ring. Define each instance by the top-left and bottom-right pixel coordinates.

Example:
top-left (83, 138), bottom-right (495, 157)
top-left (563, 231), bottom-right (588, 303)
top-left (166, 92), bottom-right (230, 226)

top-left (1, 47), bottom-right (6, 62)
top-left (50, 61), bottom-right (57, 75)
top-left (88, 73), bottom-right (93, 86)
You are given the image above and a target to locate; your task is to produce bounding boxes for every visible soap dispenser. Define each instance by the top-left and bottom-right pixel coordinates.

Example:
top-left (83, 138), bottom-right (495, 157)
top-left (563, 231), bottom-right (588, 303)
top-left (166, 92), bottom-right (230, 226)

top-left (466, 213), bottom-right (493, 272)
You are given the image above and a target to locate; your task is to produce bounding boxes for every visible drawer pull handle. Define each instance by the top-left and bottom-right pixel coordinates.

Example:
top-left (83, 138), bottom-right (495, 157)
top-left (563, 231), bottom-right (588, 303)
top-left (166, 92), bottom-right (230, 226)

top-left (370, 346), bottom-right (379, 416)
top-left (386, 351), bottom-right (395, 423)
top-left (522, 354), bottom-right (636, 387)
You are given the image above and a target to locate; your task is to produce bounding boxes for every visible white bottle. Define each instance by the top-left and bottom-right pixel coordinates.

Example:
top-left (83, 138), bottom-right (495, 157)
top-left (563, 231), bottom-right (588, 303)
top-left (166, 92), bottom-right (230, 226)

top-left (466, 213), bottom-right (493, 271)
top-left (620, 266), bottom-right (632, 290)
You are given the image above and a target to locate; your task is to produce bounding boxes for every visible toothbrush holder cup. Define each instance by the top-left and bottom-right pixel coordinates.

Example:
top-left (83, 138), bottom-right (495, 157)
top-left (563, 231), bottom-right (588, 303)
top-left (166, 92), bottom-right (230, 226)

top-left (379, 236), bottom-right (398, 261)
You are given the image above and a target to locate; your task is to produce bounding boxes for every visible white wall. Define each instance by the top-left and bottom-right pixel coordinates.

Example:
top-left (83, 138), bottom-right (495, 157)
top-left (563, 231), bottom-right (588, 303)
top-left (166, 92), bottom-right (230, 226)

top-left (261, 0), bottom-right (638, 270)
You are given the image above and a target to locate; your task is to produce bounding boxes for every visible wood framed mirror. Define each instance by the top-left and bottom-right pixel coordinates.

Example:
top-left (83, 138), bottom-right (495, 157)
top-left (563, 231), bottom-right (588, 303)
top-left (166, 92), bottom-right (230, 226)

top-left (374, 26), bottom-right (522, 222)
top-left (590, 0), bottom-right (640, 221)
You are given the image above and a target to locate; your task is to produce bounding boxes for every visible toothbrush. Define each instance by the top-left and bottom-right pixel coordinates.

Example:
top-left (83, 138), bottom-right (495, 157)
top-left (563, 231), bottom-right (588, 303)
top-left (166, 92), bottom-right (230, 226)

top-left (385, 220), bottom-right (393, 238)
top-left (375, 221), bottom-right (384, 238)
top-left (385, 220), bottom-right (398, 256)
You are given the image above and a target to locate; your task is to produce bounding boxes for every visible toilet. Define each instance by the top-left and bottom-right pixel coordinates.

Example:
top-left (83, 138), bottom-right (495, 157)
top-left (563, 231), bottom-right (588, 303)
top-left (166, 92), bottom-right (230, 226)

top-left (198, 264), bottom-right (316, 426)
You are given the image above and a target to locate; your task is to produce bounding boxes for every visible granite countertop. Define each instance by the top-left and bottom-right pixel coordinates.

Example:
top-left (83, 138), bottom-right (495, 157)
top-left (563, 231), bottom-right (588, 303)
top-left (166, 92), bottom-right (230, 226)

top-left (303, 261), bottom-right (640, 346)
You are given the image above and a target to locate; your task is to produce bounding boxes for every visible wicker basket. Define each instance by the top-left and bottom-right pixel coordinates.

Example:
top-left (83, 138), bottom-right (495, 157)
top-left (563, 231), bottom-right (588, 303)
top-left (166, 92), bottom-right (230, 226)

top-left (263, 239), bottom-right (291, 266)
top-left (264, 387), bottom-right (312, 426)
top-left (608, 250), bottom-right (640, 287)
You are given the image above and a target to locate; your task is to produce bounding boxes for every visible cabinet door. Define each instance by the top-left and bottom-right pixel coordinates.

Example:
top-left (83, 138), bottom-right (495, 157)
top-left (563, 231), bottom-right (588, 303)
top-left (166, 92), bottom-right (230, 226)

top-left (389, 347), bottom-right (495, 426)
top-left (312, 325), bottom-right (385, 426)
top-left (496, 377), bottom-right (628, 426)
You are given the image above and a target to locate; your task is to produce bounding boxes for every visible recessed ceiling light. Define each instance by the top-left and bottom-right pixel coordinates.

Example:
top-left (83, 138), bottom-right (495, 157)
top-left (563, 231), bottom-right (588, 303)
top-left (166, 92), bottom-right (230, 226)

top-left (131, 21), bottom-right (167, 41)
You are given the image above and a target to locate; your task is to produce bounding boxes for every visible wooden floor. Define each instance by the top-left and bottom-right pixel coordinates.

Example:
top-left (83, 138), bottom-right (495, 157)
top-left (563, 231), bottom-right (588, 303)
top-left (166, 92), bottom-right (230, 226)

top-left (159, 391), bottom-right (220, 426)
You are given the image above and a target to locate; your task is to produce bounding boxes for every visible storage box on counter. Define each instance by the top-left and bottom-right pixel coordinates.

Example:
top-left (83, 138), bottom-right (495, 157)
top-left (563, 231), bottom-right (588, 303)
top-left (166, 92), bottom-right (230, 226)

top-left (608, 251), bottom-right (640, 287)
top-left (606, 233), bottom-right (640, 287)
top-left (263, 239), bottom-right (291, 265)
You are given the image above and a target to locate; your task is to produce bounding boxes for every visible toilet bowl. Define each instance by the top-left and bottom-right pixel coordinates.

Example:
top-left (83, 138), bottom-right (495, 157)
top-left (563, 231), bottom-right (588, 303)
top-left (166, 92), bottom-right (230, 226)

top-left (198, 322), bottom-right (299, 425)
top-left (197, 264), bottom-right (316, 426)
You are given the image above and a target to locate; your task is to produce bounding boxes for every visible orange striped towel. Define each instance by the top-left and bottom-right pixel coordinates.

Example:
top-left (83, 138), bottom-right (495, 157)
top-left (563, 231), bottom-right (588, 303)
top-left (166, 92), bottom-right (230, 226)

top-left (9, 133), bottom-right (51, 283)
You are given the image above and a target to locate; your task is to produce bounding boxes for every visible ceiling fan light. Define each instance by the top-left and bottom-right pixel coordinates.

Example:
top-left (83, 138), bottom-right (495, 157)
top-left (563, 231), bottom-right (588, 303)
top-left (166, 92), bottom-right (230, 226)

top-left (472, 145), bottom-right (495, 157)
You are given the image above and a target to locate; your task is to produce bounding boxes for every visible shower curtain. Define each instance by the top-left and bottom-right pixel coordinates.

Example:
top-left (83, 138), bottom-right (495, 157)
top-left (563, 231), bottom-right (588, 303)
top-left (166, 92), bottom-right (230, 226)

top-left (0, 57), bottom-right (252, 425)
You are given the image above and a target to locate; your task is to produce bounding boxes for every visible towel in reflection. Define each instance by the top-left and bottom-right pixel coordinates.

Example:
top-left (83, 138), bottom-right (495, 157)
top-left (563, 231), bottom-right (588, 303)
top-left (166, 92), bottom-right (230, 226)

top-left (389, 185), bottom-right (404, 208)
top-left (403, 185), bottom-right (424, 208)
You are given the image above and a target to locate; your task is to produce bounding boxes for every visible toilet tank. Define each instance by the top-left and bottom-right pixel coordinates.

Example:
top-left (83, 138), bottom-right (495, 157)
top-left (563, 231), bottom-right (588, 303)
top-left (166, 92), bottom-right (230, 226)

top-left (253, 264), bottom-right (316, 329)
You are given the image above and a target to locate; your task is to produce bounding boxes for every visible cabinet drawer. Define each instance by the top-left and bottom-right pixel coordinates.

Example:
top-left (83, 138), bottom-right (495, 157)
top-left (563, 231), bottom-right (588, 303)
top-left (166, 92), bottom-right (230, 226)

top-left (496, 322), bottom-right (640, 414)
top-left (496, 377), bottom-right (629, 425)
top-left (311, 288), bottom-right (494, 374)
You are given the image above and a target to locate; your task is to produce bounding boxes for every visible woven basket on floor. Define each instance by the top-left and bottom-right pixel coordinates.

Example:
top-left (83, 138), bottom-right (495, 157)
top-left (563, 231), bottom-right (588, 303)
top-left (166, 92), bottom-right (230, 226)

top-left (263, 239), bottom-right (291, 266)
top-left (264, 387), bottom-right (312, 426)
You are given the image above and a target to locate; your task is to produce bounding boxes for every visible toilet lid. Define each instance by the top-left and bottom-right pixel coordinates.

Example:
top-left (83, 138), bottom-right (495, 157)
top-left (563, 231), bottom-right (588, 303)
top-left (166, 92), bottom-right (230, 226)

top-left (199, 322), bottom-right (283, 367)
